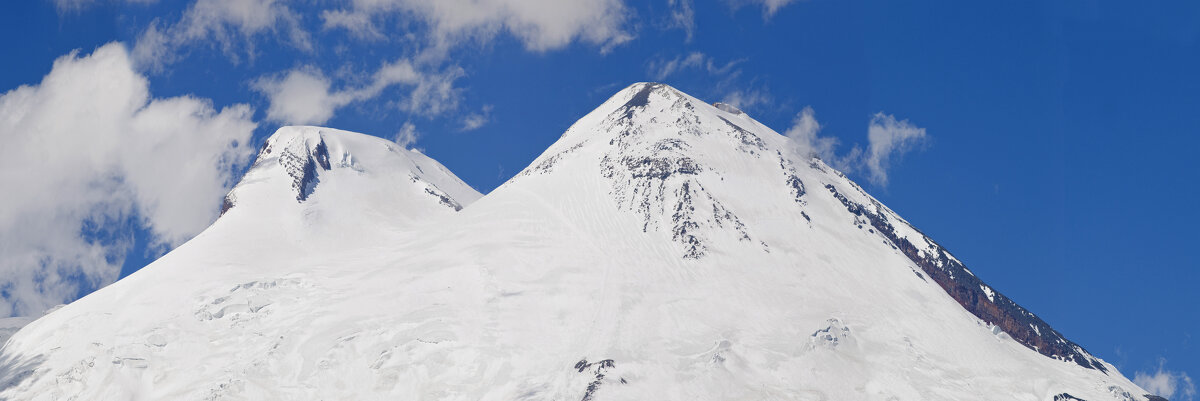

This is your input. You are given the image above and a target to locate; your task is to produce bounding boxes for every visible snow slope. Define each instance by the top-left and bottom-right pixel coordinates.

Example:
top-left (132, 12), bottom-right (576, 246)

top-left (0, 85), bottom-right (1156, 400)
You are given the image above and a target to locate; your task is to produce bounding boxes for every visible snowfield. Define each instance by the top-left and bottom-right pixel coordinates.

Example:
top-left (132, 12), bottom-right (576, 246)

top-left (0, 83), bottom-right (1155, 400)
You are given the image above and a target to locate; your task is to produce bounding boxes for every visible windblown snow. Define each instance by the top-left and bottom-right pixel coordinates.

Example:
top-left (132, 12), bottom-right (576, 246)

top-left (0, 84), bottom-right (1156, 400)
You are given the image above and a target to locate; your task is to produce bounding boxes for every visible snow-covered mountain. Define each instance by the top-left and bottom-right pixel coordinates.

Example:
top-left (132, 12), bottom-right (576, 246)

top-left (0, 84), bottom-right (1158, 400)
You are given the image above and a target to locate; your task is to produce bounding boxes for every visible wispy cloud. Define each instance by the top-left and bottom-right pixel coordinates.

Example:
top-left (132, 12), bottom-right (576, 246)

top-left (648, 52), bottom-right (742, 81)
top-left (1136, 358), bottom-right (1196, 400)
top-left (49, 0), bottom-right (155, 14)
top-left (461, 105), bottom-right (493, 131)
top-left (393, 121), bottom-right (420, 149)
top-left (321, 0), bottom-right (633, 53)
top-left (649, 52), bottom-right (705, 81)
top-left (645, 52), bottom-right (768, 114)
top-left (860, 112), bottom-right (928, 186)
top-left (726, 0), bottom-right (799, 18)
top-left (132, 0), bottom-right (311, 70)
top-left (666, 0), bottom-right (697, 41)
top-left (252, 59), bottom-right (464, 126)
top-left (0, 42), bottom-right (256, 317)
top-left (319, 9), bottom-right (386, 41)
top-left (782, 108), bottom-right (928, 187)
top-left (783, 106), bottom-right (837, 162)
top-left (721, 88), bottom-right (772, 111)
top-left (141, 0), bottom-right (636, 139)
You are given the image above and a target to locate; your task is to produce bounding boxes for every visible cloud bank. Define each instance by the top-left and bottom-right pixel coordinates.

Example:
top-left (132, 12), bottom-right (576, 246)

top-left (0, 42), bottom-right (256, 317)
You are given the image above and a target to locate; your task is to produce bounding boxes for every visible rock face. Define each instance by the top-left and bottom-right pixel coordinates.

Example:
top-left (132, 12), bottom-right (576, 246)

top-left (0, 84), bottom-right (1153, 400)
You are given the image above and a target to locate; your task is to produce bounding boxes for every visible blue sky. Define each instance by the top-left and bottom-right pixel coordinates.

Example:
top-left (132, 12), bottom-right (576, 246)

top-left (0, 0), bottom-right (1196, 397)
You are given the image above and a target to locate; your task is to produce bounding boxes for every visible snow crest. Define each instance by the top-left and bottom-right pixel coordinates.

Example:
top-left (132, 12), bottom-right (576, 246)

top-left (0, 84), bottom-right (1152, 401)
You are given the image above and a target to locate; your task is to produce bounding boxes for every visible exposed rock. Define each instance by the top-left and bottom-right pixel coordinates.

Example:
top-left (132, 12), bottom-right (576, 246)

top-left (824, 183), bottom-right (1108, 373)
top-left (278, 134), bottom-right (332, 202)
top-left (575, 358), bottom-right (620, 401)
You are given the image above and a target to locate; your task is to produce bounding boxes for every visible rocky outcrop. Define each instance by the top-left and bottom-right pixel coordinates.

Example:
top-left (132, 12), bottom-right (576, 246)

top-left (278, 135), bottom-right (331, 202)
top-left (575, 358), bottom-right (622, 401)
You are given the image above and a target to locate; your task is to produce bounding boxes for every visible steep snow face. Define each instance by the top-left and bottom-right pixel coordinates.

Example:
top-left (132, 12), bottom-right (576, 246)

top-left (511, 83), bottom-right (802, 260)
top-left (509, 83), bottom-right (1106, 371)
top-left (0, 85), bottom-right (1153, 401)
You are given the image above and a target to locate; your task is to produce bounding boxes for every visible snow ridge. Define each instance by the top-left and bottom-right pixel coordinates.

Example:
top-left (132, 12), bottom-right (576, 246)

top-left (0, 84), bottom-right (1156, 401)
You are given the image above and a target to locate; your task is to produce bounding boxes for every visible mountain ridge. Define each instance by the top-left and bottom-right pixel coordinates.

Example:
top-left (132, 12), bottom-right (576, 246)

top-left (0, 83), bottom-right (1157, 400)
top-left (508, 82), bottom-right (1109, 370)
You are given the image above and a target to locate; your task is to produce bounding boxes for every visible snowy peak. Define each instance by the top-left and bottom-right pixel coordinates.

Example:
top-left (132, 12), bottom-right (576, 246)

top-left (515, 82), bottom-right (803, 259)
top-left (513, 82), bottom-right (1114, 374)
top-left (264, 127), bottom-right (333, 202)
top-left (221, 126), bottom-right (480, 226)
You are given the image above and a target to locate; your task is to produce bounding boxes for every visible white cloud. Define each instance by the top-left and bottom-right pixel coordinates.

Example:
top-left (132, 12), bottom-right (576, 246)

top-left (392, 62), bottom-right (465, 116)
top-left (1136, 359), bottom-right (1197, 400)
top-left (393, 121), bottom-right (419, 149)
top-left (320, 9), bottom-right (386, 41)
top-left (783, 106), bottom-right (838, 162)
top-left (721, 88), bottom-right (772, 111)
top-left (650, 52), bottom-right (706, 81)
top-left (252, 67), bottom-right (344, 125)
top-left (727, 0), bottom-right (798, 18)
top-left (860, 112), bottom-right (928, 186)
top-left (51, 0), bottom-right (99, 12)
top-left (461, 105), bottom-right (493, 131)
top-left (666, 0), bottom-right (696, 41)
top-left (648, 52), bottom-right (742, 81)
top-left (647, 52), bottom-right (766, 117)
top-left (253, 59), bottom-right (464, 125)
top-left (0, 42), bottom-right (256, 317)
top-left (134, 0), bottom-right (631, 132)
top-left (51, 0), bottom-right (155, 13)
top-left (323, 0), bottom-right (633, 52)
top-left (781, 107), bottom-right (928, 187)
top-left (758, 0), bottom-right (797, 16)
top-left (133, 0), bottom-right (311, 70)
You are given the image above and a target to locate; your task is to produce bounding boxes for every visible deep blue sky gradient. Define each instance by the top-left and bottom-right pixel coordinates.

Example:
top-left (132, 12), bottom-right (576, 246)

top-left (2, 0), bottom-right (1195, 386)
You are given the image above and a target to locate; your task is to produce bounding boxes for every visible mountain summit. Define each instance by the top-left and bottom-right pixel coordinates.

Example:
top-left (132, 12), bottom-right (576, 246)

top-left (0, 83), bottom-right (1155, 400)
